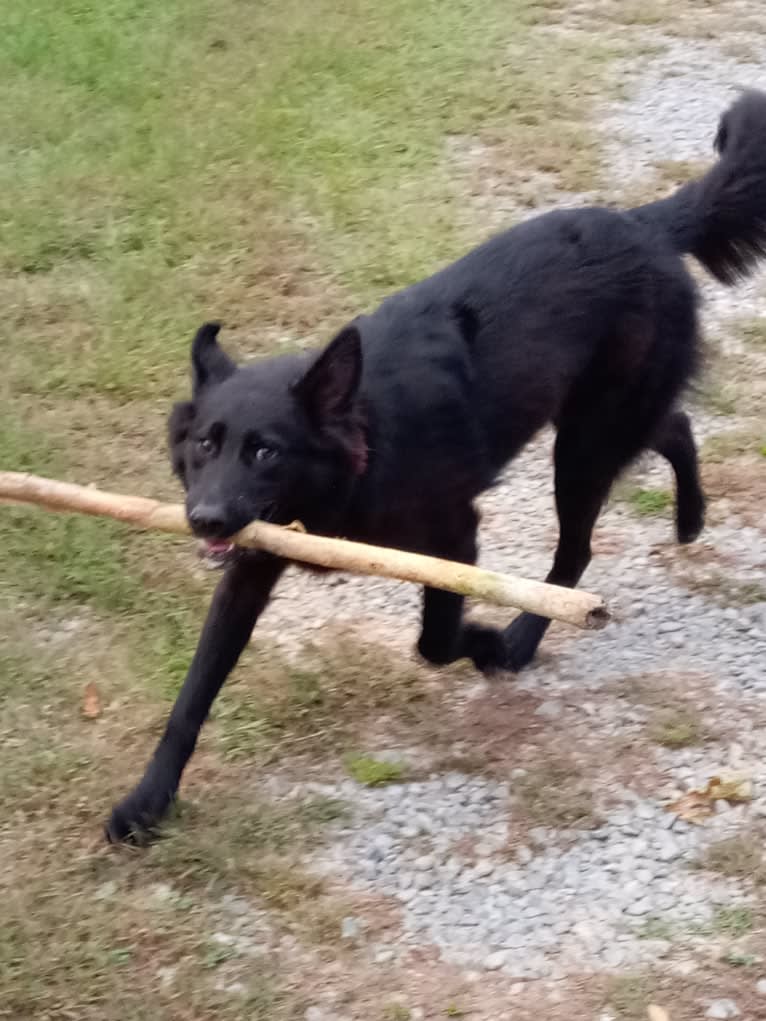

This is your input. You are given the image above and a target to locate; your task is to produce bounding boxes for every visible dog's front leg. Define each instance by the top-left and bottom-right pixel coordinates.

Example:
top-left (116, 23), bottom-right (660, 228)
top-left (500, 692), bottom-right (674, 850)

top-left (418, 587), bottom-right (508, 673)
top-left (105, 552), bottom-right (284, 843)
top-left (415, 507), bottom-right (509, 674)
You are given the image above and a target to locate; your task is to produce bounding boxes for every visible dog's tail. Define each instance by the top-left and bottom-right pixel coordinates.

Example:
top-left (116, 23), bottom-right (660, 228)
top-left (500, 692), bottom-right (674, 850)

top-left (632, 89), bottom-right (766, 285)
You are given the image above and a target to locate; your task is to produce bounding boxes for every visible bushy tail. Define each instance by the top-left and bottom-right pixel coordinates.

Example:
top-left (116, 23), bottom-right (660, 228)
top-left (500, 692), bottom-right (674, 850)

top-left (632, 89), bottom-right (766, 285)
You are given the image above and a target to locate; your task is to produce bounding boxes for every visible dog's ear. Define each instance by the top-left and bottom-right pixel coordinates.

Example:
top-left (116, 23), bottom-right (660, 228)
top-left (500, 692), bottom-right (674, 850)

top-left (191, 322), bottom-right (236, 395)
top-left (291, 324), bottom-right (363, 424)
top-left (167, 400), bottom-right (196, 485)
top-left (168, 400), bottom-right (195, 444)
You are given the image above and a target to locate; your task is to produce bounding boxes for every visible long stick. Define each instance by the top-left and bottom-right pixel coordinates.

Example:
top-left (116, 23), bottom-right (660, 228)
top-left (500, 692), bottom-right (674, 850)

top-left (0, 471), bottom-right (609, 630)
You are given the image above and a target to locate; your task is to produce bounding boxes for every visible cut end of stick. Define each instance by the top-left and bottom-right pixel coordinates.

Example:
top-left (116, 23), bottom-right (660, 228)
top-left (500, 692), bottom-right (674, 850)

top-left (585, 603), bottom-right (611, 630)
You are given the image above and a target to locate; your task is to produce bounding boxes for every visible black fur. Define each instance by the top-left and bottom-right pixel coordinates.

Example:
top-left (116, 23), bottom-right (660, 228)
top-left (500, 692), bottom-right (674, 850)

top-left (107, 90), bottom-right (766, 842)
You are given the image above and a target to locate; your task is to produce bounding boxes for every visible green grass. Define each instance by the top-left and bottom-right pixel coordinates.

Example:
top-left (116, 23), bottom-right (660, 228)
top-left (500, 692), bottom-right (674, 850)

top-left (445, 1004), bottom-right (468, 1018)
top-left (638, 915), bottom-right (676, 941)
top-left (738, 317), bottom-right (766, 350)
top-left (0, 791), bottom-right (347, 1018)
top-left (719, 906), bottom-right (759, 935)
top-left (605, 974), bottom-right (655, 1020)
top-left (713, 905), bottom-right (755, 937)
top-left (383, 1006), bottom-right (412, 1021)
top-left (682, 575), bottom-right (766, 608)
top-left (698, 380), bottom-right (740, 417)
top-left (513, 758), bottom-right (598, 828)
top-left (213, 637), bottom-right (434, 764)
top-left (690, 906), bottom-right (755, 938)
top-left (647, 707), bottom-right (707, 749)
top-left (345, 754), bottom-right (407, 787)
top-left (1, 894), bottom-right (304, 1021)
top-left (723, 950), bottom-right (759, 967)
top-left (142, 795), bottom-right (347, 907)
top-left (610, 1), bottom-right (667, 25)
top-left (699, 835), bottom-right (766, 885)
top-left (0, 0), bottom-right (612, 404)
top-left (702, 428), bottom-right (766, 462)
top-left (624, 487), bottom-right (674, 517)
top-left (0, 1), bottom-right (622, 1015)
top-left (0, 415), bottom-right (205, 697)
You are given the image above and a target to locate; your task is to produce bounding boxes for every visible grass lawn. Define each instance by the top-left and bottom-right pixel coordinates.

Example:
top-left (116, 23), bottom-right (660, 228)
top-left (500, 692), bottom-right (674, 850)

top-left (0, 1), bottom-right (617, 1016)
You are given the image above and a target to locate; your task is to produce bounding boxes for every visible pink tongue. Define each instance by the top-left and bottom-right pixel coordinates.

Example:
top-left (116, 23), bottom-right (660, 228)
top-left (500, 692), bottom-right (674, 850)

top-left (206, 540), bottom-right (232, 555)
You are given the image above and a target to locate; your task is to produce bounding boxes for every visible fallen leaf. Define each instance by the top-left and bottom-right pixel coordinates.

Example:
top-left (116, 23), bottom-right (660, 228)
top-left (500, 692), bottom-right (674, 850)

top-left (665, 772), bottom-right (754, 824)
top-left (82, 682), bottom-right (102, 719)
top-left (665, 789), bottom-right (714, 824)
top-left (706, 774), bottom-right (754, 804)
top-left (648, 1006), bottom-right (670, 1021)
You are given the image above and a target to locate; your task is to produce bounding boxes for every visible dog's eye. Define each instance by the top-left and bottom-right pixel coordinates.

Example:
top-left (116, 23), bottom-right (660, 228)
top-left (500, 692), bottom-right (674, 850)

top-left (255, 445), bottom-right (278, 463)
top-left (197, 437), bottom-right (214, 454)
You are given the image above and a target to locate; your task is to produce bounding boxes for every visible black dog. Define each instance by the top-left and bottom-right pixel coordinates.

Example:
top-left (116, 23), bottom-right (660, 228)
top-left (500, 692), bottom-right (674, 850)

top-left (107, 90), bottom-right (766, 842)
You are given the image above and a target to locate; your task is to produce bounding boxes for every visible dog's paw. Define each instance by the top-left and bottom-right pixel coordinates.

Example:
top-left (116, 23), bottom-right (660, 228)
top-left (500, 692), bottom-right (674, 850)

top-left (461, 623), bottom-right (511, 675)
top-left (417, 631), bottom-right (459, 666)
top-left (676, 493), bottom-right (705, 545)
top-left (502, 613), bottom-right (548, 672)
top-left (105, 789), bottom-right (174, 845)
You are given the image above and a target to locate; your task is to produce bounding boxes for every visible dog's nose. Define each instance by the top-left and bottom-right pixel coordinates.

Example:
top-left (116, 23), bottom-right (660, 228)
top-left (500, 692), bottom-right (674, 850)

top-left (188, 504), bottom-right (229, 538)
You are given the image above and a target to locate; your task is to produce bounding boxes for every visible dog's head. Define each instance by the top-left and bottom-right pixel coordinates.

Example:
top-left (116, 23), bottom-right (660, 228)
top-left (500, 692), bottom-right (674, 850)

top-left (169, 322), bottom-right (367, 559)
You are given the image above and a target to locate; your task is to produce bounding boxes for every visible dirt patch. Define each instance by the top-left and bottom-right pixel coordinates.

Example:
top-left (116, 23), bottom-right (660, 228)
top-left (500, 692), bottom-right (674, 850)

top-left (649, 540), bottom-right (766, 605)
top-left (280, 950), bottom-right (607, 1021)
top-left (703, 457), bottom-right (766, 535)
top-left (438, 685), bottom-right (544, 767)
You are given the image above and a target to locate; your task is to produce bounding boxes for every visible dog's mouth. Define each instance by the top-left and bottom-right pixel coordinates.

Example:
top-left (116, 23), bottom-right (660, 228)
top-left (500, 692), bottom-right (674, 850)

top-left (196, 538), bottom-right (237, 569)
top-left (194, 505), bottom-right (276, 569)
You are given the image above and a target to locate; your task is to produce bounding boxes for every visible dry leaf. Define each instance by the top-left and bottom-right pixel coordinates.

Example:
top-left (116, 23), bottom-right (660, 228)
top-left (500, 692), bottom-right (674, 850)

top-left (648, 1006), bottom-right (670, 1021)
top-left (665, 789), bottom-right (715, 824)
top-left (82, 682), bottom-right (102, 719)
top-left (706, 774), bottom-right (754, 804)
top-left (665, 772), bottom-right (754, 824)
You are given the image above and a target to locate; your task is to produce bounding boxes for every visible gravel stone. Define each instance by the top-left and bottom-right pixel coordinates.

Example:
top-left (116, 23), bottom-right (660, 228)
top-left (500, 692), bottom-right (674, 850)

top-left (484, 950), bottom-right (508, 971)
top-left (534, 701), bottom-right (563, 719)
top-left (602, 945), bottom-right (625, 969)
top-left (705, 1001), bottom-right (741, 1020)
top-left (625, 898), bottom-right (653, 917)
top-left (446, 774), bottom-right (466, 791)
top-left (157, 966), bottom-right (177, 987)
top-left (341, 916), bottom-right (360, 940)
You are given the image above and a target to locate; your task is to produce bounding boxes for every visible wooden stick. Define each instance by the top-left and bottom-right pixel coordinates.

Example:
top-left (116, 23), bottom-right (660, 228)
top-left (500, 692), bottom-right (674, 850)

top-left (0, 471), bottom-right (610, 630)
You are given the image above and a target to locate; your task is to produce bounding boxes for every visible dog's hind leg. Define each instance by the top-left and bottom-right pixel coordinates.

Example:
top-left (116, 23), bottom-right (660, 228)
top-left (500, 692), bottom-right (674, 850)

top-left (501, 395), bottom-right (669, 672)
top-left (105, 552), bottom-right (285, 843)
top-left (650, 409), bottom-right (705, 544)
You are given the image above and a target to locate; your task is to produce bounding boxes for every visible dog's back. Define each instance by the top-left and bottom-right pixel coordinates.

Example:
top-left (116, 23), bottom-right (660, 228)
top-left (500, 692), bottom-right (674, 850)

top-left (352, 203), bottom-right (697, 519)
